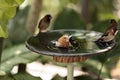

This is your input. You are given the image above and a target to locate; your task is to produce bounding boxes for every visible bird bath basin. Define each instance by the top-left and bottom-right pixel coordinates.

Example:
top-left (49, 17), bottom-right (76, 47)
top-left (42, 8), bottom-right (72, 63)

top-left (26, 29), bottom-right (115, 80)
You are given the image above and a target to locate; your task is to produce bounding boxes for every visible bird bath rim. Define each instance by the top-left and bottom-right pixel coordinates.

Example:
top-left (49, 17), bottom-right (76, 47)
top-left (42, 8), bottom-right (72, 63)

top-left (26, 29), bottom-right (116, 57)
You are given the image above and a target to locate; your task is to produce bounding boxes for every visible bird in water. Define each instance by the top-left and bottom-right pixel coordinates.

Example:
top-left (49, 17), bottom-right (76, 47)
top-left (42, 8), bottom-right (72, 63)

top-left (96, 19), bottom-right (118, 42)
top-left (55, 35), bottom-right (80, 49)
top-left (38, 14), bottom-right (52, 32)
top-left (55, 35), bottom-right (71, 48)
top-left (95, 19), bottom-right (118, 48)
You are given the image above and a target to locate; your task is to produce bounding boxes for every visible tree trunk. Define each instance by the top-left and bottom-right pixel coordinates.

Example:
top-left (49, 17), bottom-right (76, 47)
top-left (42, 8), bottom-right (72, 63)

top-left (26, 0), bottom-right (42, 35)
top-left (81, 0), bottom-right (91, 29)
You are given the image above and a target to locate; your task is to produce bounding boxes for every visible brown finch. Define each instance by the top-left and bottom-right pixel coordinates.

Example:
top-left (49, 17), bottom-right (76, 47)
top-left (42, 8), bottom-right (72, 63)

top-left (56, 35), bottom-right (71, 48)
top-left (38, 14), bottom-right (52, 32)
top-left (97, 19), bottom-right (118, 42)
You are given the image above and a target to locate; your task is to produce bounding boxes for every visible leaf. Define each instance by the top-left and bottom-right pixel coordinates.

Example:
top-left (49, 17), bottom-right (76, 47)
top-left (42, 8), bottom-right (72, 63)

top-left (0, 75), bottom-right (14, 80)
top-left (0, 0), bottom-right (24, 38)
top-left (0, 7), bottom-right (17, 38)
top-left (0, 72), bottom-right (41, 80)
top-left (80, 58), bottom-right (109, 78)
top-left (0, 44), bottom-right (40, 75)
top-left (92, 20), bottom-right (109, 32)
top-left (0, 0), bottom-right (23, 7)
top-left (52, 8), bottom-right (85, 30)
top-left (0, 26), bottom-right (8, 38)
top-left (15, 0), bottom-right (24, 5)
top-left (52, 74), bottom-right (65, 80)
top-left (0, 0), bottom-right (16, 8)
top-left (8, 6), bottom-right (29, 45)
top-left (14, 72), bottom-right (41, 80)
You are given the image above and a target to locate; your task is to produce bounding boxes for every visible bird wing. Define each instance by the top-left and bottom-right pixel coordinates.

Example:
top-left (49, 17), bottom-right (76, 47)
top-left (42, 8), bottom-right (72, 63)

top-left (38, 19), bottom-right (42, 28)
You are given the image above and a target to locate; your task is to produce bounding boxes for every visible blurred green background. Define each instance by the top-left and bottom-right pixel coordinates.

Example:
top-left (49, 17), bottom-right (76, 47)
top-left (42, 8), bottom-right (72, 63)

top-left (0, 0), bottom-right (120, 80)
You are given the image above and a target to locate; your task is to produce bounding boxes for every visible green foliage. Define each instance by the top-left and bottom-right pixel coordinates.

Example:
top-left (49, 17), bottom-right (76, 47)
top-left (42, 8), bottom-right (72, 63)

top-left (88, 0), bottom-right (115, 23)
top-left (52, 74), bottom-right (65, 80)
top-left (0, 44), bottom-right (40, 75)
top-left (59, 0), bottom-right (80, 7)
top-left (52, 8), bottom-right (85, 30)
top-left (0, 72), bottom-right (41, 80)
top-left (8, 6), bottom-right (29, 45)
top-left (0, 0), bottom-right (24, 38)
top-left (37, 56), bottom-right (52, 64)
top-left (92, 20), bottom-right (109, 32)
top-left (80, 58), bottom-right (110, 78)
top-left (89, 0), bottom-right (114, 13)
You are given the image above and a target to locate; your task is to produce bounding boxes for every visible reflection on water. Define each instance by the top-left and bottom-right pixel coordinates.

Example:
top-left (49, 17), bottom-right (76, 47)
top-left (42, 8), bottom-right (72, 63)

top-left (47, 30), bottom-right (101, 54)
top-left (27, 30), bottom-right (115, 55)
top-left (95, 39), bottom-right (115, 49)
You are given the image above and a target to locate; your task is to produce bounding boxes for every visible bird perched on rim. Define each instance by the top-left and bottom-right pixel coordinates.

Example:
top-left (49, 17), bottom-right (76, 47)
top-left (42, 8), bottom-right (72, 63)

top-left (96, 19), bottom-right (118, 42)
top-left (38, 14), bottom-right (52, 32)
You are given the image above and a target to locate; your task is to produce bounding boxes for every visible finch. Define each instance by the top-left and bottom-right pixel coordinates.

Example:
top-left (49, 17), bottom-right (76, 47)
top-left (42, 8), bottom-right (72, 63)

top-left (97, 19), bottom-right (118, 42)
top-left (38, 14), bottom-right (52, 32)
top-left (56, 35), bottom-right (71, 48)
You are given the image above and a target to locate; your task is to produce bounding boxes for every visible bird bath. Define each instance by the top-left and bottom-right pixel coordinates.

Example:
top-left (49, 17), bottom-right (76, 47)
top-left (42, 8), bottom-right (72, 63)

top-left (26, 29), bottom-right (115, 80)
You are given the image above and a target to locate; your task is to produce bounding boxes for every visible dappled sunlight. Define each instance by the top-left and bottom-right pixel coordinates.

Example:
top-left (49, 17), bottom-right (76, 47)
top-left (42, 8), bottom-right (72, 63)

top-left (26, 61), bottom-right (87, 80)
top-left (11, 66), bottom-right (18, 74)
top-left (6, 61), bottom-right (11, 64)
top-left (15, 50), bottom-right (22, 55)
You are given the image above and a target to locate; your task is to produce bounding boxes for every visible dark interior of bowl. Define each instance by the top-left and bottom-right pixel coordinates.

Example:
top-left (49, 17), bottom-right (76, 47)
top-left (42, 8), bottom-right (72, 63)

top-left (26, 29), bottom-right (115, 57)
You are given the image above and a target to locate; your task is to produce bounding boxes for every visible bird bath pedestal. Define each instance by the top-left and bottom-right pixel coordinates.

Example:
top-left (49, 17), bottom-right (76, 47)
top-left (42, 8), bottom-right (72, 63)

top-left (26, 29), bottom-right (115, 80)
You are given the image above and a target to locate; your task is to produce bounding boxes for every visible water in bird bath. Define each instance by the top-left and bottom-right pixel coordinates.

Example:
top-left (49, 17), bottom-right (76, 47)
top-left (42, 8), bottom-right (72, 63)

top-left (26, 29), bottom-right (115, 57)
